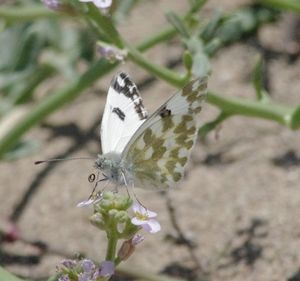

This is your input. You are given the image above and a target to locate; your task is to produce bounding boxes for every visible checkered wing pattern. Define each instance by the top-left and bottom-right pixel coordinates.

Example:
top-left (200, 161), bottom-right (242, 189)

top-left (122, 77), bottom-right (207, 188)
top-left (100, 72), bottom-right (148, 154)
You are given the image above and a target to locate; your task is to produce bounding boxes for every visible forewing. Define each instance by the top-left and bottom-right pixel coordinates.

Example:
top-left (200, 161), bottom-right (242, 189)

top-left (123, 76), bottom-right (207, 188)
top-left (100, 72), bottom-right (148, 154)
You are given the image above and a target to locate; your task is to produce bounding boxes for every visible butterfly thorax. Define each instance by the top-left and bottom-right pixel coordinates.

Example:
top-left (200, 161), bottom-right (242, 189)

top-left (95, 152), bottom-right (131, 185)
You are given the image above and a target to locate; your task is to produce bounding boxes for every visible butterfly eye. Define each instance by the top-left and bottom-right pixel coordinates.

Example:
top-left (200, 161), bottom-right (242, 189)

top-left (88, 173), bottom-right (96, 183)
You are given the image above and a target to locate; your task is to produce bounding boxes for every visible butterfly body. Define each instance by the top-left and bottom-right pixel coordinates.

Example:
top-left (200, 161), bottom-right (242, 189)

top-left (95, 152), bottom-right (132, 185)
top-left (96, 72), bottom-right (207, 190)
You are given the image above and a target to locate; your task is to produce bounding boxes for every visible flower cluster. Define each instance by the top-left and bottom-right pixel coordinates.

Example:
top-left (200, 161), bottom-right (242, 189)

top-left (57, 259), bottom-right (114, 281)
top-left (59, 192), bottom-right (160, 280)
top-left (85, 192), bottom-right (161, 235)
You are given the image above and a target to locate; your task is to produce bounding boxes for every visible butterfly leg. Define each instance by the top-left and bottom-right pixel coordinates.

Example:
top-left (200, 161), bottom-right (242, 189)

top-left (120, 170), bottom-right (148, 209)
top-left (120, 171), bottom-right (131, 198)
top-left (132, 188), bottom-right (148, 210)
top-left (89, 172), bottom-right (108, 200)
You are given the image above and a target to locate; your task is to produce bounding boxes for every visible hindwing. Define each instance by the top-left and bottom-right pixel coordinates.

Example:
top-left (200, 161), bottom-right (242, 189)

top-left (123, 76), bottom-right (208, 188)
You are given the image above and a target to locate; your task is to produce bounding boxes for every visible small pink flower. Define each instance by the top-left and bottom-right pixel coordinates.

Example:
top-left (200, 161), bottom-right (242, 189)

top-left (58, 275), bottom-right (69, 281)
top-left (131, 234), bottom-right (145, 245)
top-left (81, 259), bottom-right (95, 273)
top-left (42, 0), bottom-right (60, 10)
top-left (58, 259), bottom-right (114, 281)
top-left (131, 202), bottom-right (161, 233)
top-left (77, 198), bottom-right (94, 207)
top-left (77, 192), bottom-right (103, 207)
top-left (61, 259), bottom-right (76, 269)
top-left (0, 220), bottom-right (20, 243)
top-left (97, 43), bottom-right (127, 63)
top-left (79, 0), bottom-right (112, 9)
top-left (94, 261), bottom-right (115, 278)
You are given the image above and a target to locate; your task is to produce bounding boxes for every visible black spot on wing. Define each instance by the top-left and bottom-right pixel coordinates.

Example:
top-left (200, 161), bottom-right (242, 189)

top-left (112, 72), bottom-right (138, 99)
top-left (159, 106), bottom-right (172, 118)
top-left (111, 72), bottom-right (148, 121)
top-left (112, 107), bottom-right (125, 121)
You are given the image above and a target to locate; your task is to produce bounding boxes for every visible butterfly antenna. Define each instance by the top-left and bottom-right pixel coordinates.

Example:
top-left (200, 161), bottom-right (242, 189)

top-left (34, 157), bottom-right (94, 165)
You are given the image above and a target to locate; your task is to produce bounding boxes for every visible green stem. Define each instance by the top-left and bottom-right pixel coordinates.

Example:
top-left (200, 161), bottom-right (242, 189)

top-left (0, 3), bottom-right (285, 157)
top-left (0, 19), bottom-right (182, 157)
top-left (85, 4), bottom-right (123, 48)
top-left (127, 43), bottom-right (187, 88)
top-left (258, 0), bottom-right (300, 14)
top-left (0, 6), bottom-right (63, 22)
top-left (0, 18), bottom-right (181, 157)
top-left (13, 65), bottom-right (56, 105)
top-left (198, 111), bottom-right (232, 137)
top-left (0, 267), bottom-right (26, 281)
top-left (105, 230), bottom-right (118, 261)
top-left (0, 60), bottom-right (116, 156)
top-left (207, 91), bottom-right (293, 127)
top-left (135, 0), bottom-right (207, 52)
top-left (137, 27), bottom-right (177, 52)
top-left (187, 0), bottom-right (207, 15)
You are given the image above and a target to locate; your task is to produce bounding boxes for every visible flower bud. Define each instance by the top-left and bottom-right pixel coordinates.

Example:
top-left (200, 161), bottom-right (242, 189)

top-left (0, 220), bottom-right (20, 243)
top-left (97, 42), bottom-right (128, 63)
top-left (117, 240), bottom-right (134, 261)
top-left (117, 234), bottom-right (144, 261)
top-left (114, 210), bottom-right (129, 223)
top-left (89, 213), bottom-right (105, 230)
top-left (108, 209), bottom-right (118, 218)
top-left (183, 50), bottom-right (193, 72)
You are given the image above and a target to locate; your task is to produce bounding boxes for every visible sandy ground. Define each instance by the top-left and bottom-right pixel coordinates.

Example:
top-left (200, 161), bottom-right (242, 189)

top-left (1, 1), bottom-right (300, 281)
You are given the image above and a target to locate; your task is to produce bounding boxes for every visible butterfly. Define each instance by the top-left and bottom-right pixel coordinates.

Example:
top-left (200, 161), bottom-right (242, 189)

top-left (91, 72), bottom-right (207, 195)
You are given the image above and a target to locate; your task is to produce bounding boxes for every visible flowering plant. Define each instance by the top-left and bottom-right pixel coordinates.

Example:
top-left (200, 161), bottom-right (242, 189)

top-left (0, 0), bottom-right (298, 281)
top-left (56, 192), bottom-right (160, 281)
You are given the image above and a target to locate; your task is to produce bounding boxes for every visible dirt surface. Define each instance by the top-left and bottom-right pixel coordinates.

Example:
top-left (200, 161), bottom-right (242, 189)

top-left (1, 1), bottom-right (300, 281)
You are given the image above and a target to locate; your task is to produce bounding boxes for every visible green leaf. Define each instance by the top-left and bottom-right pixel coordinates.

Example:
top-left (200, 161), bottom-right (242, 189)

top-left (253, 55), bottom-right (264, 99)
top-left (290, 106), bottom-right (300, 129)
top-left (166, 11), bottom-right (190, 39)
top-left (216, 6), bottom-right (278, 44)
top-left (201, 8), bottom-right (222, 42)
top-left (2, 139), bottom-right (40, 160)
top-left (252, 54), bottom-right (270, 102)
top-left (0, 266), bottom-right (27, 281)
top-left (188, 0), bottom-right (207, 15)
top-left (184, 36), bottom-right (211, 76)
top-left (86, 3), bottom-right (123, 47)
top-left (182, 50), bottom-right (193, 72)
top-left (258, 0), bottom-right (300, 14)
top-left (113, 0), bottom-right (138, 22)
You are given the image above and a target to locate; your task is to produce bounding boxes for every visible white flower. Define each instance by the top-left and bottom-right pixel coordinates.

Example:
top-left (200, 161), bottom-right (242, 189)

top-left (42, 0), bottom-right (60, 10)
top-left (131, 202), bottom-right (161, 233)
top-left (77, 192), bottom-right (103, 207)
top-left (79, 0), bottom-right (112, 9)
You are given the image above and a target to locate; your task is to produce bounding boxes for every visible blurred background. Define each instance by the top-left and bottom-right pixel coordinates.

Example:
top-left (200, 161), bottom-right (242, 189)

top-left (0, 0), bottom-right (300, 280)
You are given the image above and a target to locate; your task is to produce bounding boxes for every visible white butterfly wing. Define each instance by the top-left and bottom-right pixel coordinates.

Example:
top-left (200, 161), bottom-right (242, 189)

top-left (122, 76), bottom-right (207, 189)
top-left (100, 72), bottom-right (148, 154)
